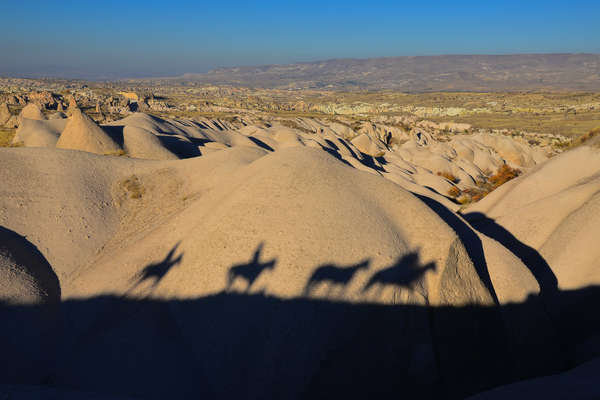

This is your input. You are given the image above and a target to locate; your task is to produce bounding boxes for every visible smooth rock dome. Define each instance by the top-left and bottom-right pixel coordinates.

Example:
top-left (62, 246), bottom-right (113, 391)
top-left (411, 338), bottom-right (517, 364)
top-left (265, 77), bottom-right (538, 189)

top-left (0, 227), bottom-right (61, 384)
top-left (12, 118), bottom-right (66, 148)
top-left (18, 103), bottom-right (46, 123)
top-left (56, 108), bottom-right (121, 154)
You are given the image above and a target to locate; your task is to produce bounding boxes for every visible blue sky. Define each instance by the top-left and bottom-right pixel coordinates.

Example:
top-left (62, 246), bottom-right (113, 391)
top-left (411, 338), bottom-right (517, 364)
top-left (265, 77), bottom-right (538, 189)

top-left (0, 0), bottom-right (598, 79)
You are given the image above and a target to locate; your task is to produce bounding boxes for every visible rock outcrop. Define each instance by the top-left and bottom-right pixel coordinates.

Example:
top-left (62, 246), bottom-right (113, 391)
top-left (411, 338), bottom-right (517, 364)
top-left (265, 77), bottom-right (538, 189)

top-left (0, 227), bottom-right (60, 384)
top-left (0, 103), bottom-right (11, 126)
top-left (18, 103), bottom-right (45, 124)
top-left (56, 108), bottom-right (121, 154)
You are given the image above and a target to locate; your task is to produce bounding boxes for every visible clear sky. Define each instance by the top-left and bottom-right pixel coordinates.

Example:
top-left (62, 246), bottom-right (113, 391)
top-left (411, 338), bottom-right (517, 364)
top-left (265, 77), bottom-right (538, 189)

top-left (0, 0), bottom-right (598, 79)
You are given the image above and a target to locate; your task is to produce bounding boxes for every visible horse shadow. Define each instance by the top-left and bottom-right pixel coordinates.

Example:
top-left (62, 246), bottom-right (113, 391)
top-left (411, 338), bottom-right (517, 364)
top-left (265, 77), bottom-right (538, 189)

top-left (303, 259), bottom-right (370, 297)
top-left (362, 252), bottom-right (436, 299)
top-left (129, 243), bottom-right (183, 292)
top-left (226, 243), bottom-right (277, 292)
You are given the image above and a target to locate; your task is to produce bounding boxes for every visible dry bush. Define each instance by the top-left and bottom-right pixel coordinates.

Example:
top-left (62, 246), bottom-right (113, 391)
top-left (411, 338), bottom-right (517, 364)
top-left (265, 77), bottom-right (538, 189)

top-left (489, 164), bottom-right (521, 187)
top-left (457, 164), bottom-right (521, 205)
top-left (460, 188), bottom-right (488, 203)
top-left (437, 171), bottom-right (459, 184)
top-left (447, 186), bottom-right (461, 198)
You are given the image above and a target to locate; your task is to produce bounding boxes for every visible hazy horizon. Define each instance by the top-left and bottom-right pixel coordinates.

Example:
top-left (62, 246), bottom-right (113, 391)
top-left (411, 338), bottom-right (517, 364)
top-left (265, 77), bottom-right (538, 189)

top-left (2, 52), bottom-right (599, 82)
top-left (1, 0), bottom-right (599, 80)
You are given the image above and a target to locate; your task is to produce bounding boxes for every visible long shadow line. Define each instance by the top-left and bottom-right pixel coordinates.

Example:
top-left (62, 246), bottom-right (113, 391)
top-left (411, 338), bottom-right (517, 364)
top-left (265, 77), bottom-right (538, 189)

top-left (464, 212), bottom-right (559, 295)
top-left (414, 194), bottom-right (500, 304)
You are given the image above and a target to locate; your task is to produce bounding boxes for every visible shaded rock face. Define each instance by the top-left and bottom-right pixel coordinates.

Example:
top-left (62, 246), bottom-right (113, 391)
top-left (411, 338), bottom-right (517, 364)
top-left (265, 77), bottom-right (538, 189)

top-left (0, 228), bottom-right (60, 304)
top-left (6, 95), bottom-right (20, 105)
top-left (122, 125), bottom-right (179, 160)
top-left (0, 227), bottom-right (60, 385)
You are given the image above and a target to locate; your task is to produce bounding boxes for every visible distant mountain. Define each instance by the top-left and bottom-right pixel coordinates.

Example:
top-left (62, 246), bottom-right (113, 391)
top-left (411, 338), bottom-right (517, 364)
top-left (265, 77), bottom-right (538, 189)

top-left (176, 54), bottom-right (600, 91)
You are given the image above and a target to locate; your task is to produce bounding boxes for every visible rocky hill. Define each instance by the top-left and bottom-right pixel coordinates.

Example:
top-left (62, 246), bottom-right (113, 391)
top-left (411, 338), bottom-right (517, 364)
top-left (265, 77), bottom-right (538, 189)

top-left (175, 53), bottom-right (600, 91)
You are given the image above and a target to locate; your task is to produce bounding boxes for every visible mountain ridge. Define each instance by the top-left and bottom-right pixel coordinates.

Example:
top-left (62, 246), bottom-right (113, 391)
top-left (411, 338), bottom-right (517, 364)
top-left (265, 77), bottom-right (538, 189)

top-left (173, 53), bottom-right (600, 91)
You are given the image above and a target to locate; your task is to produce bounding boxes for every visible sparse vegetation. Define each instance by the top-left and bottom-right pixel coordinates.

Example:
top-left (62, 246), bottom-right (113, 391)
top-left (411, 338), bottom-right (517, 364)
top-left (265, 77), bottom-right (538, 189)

top-left (120, 175), bottom-right (145, 199)
top-left (570, 127), bottom-right (600, 148)
top-left (489, 164), bottom-right (521, 187)
top-left (453, 164), bottom-right (522, 205)
top-left (447, 186), bottom-right (461, 198)
top-left (0, 128), bottom-right (16, 147)
top-left (104, 149), bottom-right (128, 157)
top-left (437, 171), bottom-right (459, 184)
top-left (278, 119), bottom-right (314, 134)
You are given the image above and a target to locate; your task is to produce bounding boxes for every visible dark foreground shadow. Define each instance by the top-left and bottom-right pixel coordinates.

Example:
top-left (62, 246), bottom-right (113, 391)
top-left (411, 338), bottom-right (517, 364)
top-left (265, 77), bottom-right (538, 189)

top-left (1, 285), bottom-right (599, 400)
top-left (0, 227), bottom-right (597, 400)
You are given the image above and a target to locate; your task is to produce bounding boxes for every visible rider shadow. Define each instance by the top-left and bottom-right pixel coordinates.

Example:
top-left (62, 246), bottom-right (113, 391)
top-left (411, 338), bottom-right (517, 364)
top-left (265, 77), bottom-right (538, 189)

top-left (226, 243), bottom-right (277, 292)
top-left (362, 252), bottom-right (436, 300)
top-left (303, 259), bottom-right (370, 297)
top-left (129, 243), bottom-right (183, 293)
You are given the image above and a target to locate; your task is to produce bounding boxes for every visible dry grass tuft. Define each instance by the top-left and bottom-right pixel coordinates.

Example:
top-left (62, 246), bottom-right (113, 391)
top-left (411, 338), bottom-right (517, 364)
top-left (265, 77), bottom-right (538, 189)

top-left (104, 149), bottom-right (128, 157)
top-left (447, 186), bottom-right (461, 198)
top-left (437, 171), bottom-right (459, 184)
